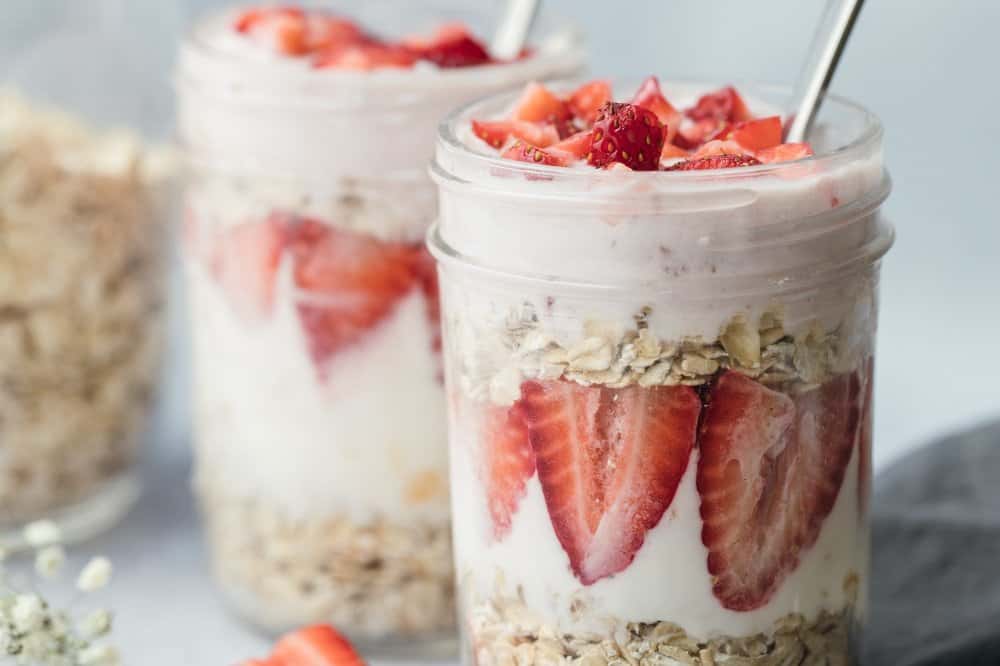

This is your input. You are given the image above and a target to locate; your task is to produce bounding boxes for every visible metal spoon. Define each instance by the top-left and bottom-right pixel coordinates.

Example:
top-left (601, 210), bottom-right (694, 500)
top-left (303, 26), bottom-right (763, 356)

top-left (490, 0), bottom-right (541, 61)
top-left (784, 0), bottom-right (866, 143)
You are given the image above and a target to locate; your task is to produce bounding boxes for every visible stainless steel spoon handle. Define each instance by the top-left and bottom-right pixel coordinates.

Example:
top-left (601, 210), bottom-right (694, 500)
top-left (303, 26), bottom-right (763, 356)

top-left (491, 0), bottom-right (541, 61)
top-left (784, 0), bottom-right (865, 143)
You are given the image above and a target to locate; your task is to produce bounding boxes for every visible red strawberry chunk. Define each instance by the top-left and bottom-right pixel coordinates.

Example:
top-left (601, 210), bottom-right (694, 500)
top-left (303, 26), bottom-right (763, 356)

top-left (520, 380), bottom-right (700, 585)
top-left (720, 116), bottom-right (783, 152)
top-left (471, 120), bottom-right (560, 149)
top-left (511, 82), bottom-right (572, 125)
top-left (416, 32), bottom-right (492, 68)
top-left (290, 219), bottom-right (420, 375)
top-left (666, 154), bottom-right (762, 171)
top-left (211, 214), bottom-right (288, 320)
top-left (482, 404), bottom-right (535, 540)
top-left (587, 102), bottom-right (665, 171)
top-left (697, 371), bottom-right (863, 611)
top-left (686, 86), bottom-right (752, 124)
top-left (501, 141), bottom-right (568, 166)
top-left (673, 118), bottom-right (721, 150)
top-left (756, 142), bottom-right (815, 164)
top-left (630, 76), bottom-right (681, 142)
top-left (567, 80), bottom-right (612, 125)
top-left (271, 624), bottom-right (365, 666)
top-left (313, 42), bottom-right (417, 70)
top-left (692, 139), bottom-right (752, 159)
top-left (548, 130), bottom-right (593, 161)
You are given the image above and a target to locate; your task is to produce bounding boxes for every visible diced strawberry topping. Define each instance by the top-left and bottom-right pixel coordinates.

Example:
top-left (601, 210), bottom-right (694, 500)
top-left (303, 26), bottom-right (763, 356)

top-left (511, 82), bottom-right (572, 124)
top-left (519, 380), bottom-right (700, 584)
top-left (630, 76), bottom-right (681, 142)
top-left (413, 27), bottom-right (492, 68)
top-left (666, 154), bottom-right (762, 171)
top-left (692, 139), bottom-right (752, 159)
top-left (210, 214), bottom-right (288, 320)
top-left (673, 118), bottom-right (721, 150)
top-left (271, 624), bottom-right (366, 666)
top-left (235, 8), bottom-right (368, 56)
top-left (686, 86), bottom-right (752, 124)
top-left (471, 120), bottom-right (560, 149)
top-left (587, 102), bottom-right (665, 171)
top-left (567, 80), bottom-right (612, 125)
top-left (719, 116), bottom-right (783, 152)
top-left (313, 43), bottom-right (417, 70)
top-left (659, 142), bottom-right (690, 163)
top-left (697, 371), bottom-right (862, 611)
top-left (756, 142), bottom-right (815, 164)
top-left (501, 141), bottom-right (567, 167)
top-left (290, 219), bottom-right (420, 374)
top-left (549, 130), bottom-right (594, 161)
top-left (482, 403), bottom-right (535, 540)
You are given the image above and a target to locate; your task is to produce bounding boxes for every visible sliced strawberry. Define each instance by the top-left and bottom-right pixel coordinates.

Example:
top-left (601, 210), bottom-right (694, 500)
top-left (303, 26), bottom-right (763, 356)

top-left (511, 82), bottom-right (572, 125)
top-left (234, 7), bottom-right (304, 34)
top-left (587, 102), bottom-right (665, 171)
top-left (471, 120), bottom-right (560, 149)
top-left (520, 380), bottom-right (700, 584)
top-left (548, 130), bottom-right (593, 162)
top-left (313, 42), bottom-right (417, 70)
top-left (211, 214), bottom-right (287, 320)
top-left (567, 80), bottom-right (613, 125)
top-left (501, 141), bottom-right (567, 166)
top-left (414, 27), bottom-right (492, 68)
top-left (686, 86), bottom-right (752, 123)
top-left (659, 142), bottom-right (691, 162)
top-left (673, 118), bottom-right (720, 150)
top-left (698, 371), bottom-right (862, 611)
top-left (271, 624), bottom-right (365, 666)
top-left (482, 403), bottom-right (535, 540)
top-left (718, 116), bottom-right (782, 152)
top-left (630, 76), bottom-right (681, 142)
top-left (756, 142), bottom-right (815, 164)
top-left (290, 219), bottom-right (418, 374)
top-left (666, 154), bottom-right (762, 171)
top-left (692, 139), bottom-right (752, 159)
top-left (858, 357), bottom-right (874, 516)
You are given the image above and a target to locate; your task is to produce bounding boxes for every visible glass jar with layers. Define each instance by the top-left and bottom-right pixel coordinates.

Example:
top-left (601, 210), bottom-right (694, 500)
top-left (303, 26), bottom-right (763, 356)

top-left (0, 9), bottom-right (171, 543)
top-left (430, 82), bottom-right (892, 665)
top-left (175, 1), bottom-right (584, 648)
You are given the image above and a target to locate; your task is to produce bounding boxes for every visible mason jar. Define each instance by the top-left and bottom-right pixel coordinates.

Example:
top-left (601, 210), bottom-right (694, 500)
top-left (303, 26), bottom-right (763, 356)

top-left (174, 1), bottom-right (584, 650)
top-left (430, 81), bottom-right (892, 666)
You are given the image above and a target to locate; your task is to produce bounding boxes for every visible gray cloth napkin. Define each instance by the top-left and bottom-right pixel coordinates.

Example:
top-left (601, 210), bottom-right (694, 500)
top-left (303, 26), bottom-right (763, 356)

top-left (867, 419), bottom-right (1000, 665)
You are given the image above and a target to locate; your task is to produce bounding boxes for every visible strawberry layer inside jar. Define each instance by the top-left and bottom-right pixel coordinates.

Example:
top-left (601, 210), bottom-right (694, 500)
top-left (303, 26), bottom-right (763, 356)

top-left (471, 77), bottom-right (815, 171)
top-left (232, 5), bottom-right (525, 70)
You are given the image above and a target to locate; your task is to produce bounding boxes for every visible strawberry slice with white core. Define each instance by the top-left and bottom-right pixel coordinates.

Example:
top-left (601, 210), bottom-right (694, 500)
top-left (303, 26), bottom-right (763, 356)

top-left (290, 219), bottom-right (419, 374)
top-left (698, 371), bottom-right (862, 611)
top-left (482, 403), bottom-right (535, 540)
top-left (520, 380), bottom-right (700, 585)
top-left (211, 214), bottom-right (287, 320)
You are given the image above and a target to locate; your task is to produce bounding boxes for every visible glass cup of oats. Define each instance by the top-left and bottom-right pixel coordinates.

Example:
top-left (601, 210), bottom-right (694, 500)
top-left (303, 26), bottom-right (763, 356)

top-left (174, 2), bottom-right (583, 650)
top-left (0, 92), bottom-right (170, 542)
top-left (429, 80), bottom-right (893, 665)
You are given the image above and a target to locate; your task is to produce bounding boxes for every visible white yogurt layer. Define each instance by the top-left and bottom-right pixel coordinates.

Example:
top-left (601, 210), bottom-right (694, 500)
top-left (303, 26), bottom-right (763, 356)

top-left (450, 408), bottom-right (867, 640)
top-left (187, 256), bottom-right (449, 524)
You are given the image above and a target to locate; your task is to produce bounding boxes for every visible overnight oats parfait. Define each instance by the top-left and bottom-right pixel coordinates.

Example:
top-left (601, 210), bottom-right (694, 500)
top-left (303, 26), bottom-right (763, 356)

top-left (430, 78), bottom-right (892, 664)
top-left (175, 3), bottom-right (583, 645)
top-left (0, 92), bottom-right (169, 541)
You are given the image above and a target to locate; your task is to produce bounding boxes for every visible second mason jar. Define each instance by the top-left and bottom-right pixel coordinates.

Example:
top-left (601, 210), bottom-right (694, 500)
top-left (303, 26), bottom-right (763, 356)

top-left (174, 2), bottom-right (583, 647)
top-left (430, 82), bottom-right (892, 665)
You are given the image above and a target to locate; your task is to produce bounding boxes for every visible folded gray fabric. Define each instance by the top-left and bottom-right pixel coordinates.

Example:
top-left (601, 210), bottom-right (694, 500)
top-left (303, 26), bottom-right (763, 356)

top-left (867, 419), bottom-right (1000, 665)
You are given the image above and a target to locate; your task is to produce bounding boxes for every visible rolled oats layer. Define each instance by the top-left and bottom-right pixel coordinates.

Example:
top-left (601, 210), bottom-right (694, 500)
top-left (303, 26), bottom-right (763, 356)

top-left (0, 92), bottom-right (169, 523)
top-left (203, 493), bottom-right (455, 638)
top-left (470, 588), bottom-right (855, 666)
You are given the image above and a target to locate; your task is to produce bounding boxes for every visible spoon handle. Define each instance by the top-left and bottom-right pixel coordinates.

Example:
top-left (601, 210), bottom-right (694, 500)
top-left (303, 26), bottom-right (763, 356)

top-left (784, 0), bottom-right (866, 143)
top-left (491, 0), bottom-right (541, 61)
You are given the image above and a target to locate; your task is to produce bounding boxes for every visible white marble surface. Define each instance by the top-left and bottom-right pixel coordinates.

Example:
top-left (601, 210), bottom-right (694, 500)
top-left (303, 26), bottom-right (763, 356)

top-left (2, 0), bottom-right (999, 663)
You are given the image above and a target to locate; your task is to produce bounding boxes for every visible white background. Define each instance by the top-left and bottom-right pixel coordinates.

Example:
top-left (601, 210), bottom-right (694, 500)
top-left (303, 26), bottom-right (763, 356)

top-left (2, 1), bottom-right (999, 663)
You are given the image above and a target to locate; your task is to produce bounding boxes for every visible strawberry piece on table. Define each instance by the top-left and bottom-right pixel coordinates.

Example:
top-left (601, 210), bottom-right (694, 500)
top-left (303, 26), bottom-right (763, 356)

top-left (567, 80), bottom-right (613, 125)
top-left (587, 102), bottom-right (665, 171)
top-left (272, 624), bottom-right (366, 666)
top-left (511, 82), bottom-right (572, 125)
top-left (697, 371), bottom-right (862, 611)
top-left (313, 43), bottom-right (417, 70)
top-left (666, 154), bottom-right (762, 171)
top-left (471, 120), bottom-right (560, 149)
top-left (482, 403), bottom-right (535, 540)
top-left (501, 141), bottom-right (568, 166)
top-left (719, 116), bottom-right (783, 152)
top-left (291, 219), bottom-right (419, 374)
top-left (211, 214), bottom-right (288, 320)
top-left (520, 380), bottom-right (700, 584)
top-left (756, 142), bottom-right (815, 164)
top-left (685, 86), bottom-right (752, 124)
